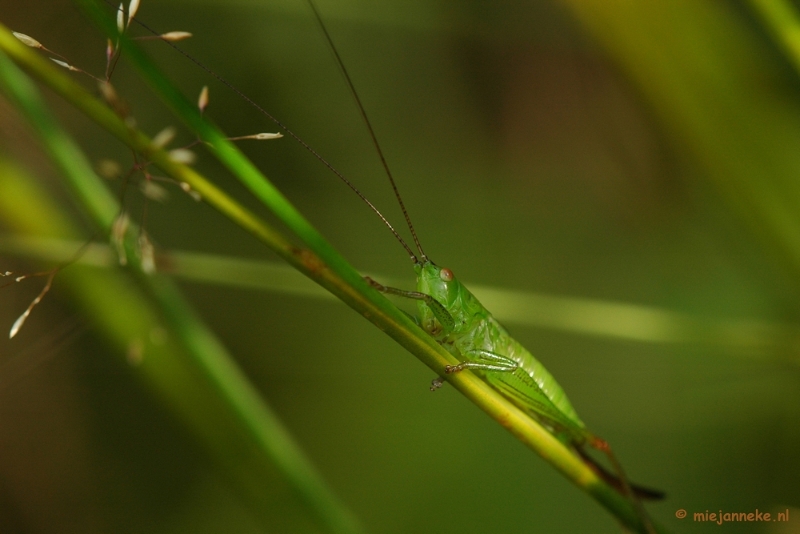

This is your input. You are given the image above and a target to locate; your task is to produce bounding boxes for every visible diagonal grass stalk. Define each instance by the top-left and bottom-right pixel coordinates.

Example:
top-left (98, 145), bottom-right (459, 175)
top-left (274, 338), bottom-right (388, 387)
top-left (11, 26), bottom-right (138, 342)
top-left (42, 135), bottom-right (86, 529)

top-left (2, 236), bottom-right (799, 359)
top-left (0, 4), bottom-right (666, 532)
top-left (0, 44), bottom-right (363, 534)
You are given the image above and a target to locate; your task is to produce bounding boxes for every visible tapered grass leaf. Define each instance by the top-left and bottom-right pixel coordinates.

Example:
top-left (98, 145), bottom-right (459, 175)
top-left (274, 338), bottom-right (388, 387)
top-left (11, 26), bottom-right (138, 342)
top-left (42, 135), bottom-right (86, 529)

top-left (0, 43), bottom-right (362, 534)
top-left (0, 7), bottom-right (665, 532)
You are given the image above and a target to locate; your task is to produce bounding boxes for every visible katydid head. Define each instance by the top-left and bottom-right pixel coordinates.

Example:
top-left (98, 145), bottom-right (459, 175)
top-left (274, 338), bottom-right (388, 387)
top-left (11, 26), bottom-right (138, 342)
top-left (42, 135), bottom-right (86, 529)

top-left (414, 258), bottom-right (456, 292)
top-left (414, 261), bottom-right (480, 334)
top-left (414, 261), bottom-right (456, 333)
top-left (415, 261), bottom-right (457, 306)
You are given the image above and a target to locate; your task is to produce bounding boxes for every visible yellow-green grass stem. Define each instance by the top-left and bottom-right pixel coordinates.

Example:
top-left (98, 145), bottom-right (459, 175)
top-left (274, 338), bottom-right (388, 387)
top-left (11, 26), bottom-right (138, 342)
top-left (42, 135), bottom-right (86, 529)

top-left (0, 46), bottom-right (362, 534)
top-left (0, 12), bottom-right (664, 532)
top-left (2, 236), bottom-right (796, 361)
top-left (749, 0), bottom-right (800, 79)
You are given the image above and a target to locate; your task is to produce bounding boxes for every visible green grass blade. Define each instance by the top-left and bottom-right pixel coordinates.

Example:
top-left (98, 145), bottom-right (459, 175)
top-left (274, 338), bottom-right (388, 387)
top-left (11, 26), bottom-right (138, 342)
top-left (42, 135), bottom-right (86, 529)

top-left (558, 0), bottom-right (800, 290)
top-left (2, 236), bottom-right (798, 361)
top-left (0, 12), bottom-right (665, 533)
top-left (749, 0), bottom-right (800, 77)
top-left (0, 45), bottom-right (362, 534)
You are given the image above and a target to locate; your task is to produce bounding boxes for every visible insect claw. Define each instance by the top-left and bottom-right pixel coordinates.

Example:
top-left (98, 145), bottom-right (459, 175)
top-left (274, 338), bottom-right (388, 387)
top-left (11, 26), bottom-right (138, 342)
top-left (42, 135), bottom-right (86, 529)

top-left (430, 377), bottom-right (445, 391)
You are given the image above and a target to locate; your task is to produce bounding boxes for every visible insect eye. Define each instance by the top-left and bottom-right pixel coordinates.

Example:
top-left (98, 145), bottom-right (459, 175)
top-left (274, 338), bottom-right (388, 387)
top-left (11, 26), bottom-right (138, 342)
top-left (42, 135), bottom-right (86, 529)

top-left (440, 268), bottom-right (454, 282)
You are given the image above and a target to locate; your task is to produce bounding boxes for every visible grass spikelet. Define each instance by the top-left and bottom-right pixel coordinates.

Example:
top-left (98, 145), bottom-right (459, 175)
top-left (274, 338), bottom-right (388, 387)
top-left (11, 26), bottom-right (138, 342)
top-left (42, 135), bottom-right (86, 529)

top-left (12, 32), bottom-right (42, 49)
top-left (198, 85), bottom-right (209, 113)
top-left (128, 0), bottom-right (140, 26)
top-left (160, 31), bottom-right (192, 42)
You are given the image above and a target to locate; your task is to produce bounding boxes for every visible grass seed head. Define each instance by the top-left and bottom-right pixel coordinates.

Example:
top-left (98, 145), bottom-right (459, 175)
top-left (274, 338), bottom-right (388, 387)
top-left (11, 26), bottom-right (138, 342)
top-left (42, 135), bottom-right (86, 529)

top-left (117, 3), bottom-right (126, 34)
top-left (128, 0), bottom-right (141, 26)
top-left (161, 31), bottom-right (192, 42)
top-left (138, 233), bottom-right (156, 274)
top-left (198, 85), bottom-right (209, 113)
top-left (168, 148), bottom-right (196, 165)
top-left (96, 159), bottom-right (123, 179)
top-left (151, 126), bottom-right (176, 149)
top-left (12, 32), bottom-right (42, 49)
top-left (50, 58), bottom-right (76, 71)
top-left (140, 180), bottom-right (170, 202)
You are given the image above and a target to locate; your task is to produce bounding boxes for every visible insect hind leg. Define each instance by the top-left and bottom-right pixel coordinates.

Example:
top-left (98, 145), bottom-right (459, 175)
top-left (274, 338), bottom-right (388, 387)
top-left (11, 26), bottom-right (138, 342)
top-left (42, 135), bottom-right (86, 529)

top-left (432, 350), bottom-right (517, 391)
top-left (445, 349), bottom-right (518, 374)
top-left (588, 437), bottom-right (658, 534)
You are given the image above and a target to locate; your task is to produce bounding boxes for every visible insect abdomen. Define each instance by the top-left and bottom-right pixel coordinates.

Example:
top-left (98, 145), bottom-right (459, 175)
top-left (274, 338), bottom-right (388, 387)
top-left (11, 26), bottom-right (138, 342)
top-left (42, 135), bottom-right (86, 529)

top-left (456, 312), bottom-right (585, 429)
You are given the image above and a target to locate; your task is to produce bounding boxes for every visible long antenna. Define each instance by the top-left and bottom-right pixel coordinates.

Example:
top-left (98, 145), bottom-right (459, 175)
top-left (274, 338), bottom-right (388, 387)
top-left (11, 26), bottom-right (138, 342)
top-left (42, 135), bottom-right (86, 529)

top-left (121, 5), bottom-right (421, 262)
top-left (306, 0), bottom-right (427, 262)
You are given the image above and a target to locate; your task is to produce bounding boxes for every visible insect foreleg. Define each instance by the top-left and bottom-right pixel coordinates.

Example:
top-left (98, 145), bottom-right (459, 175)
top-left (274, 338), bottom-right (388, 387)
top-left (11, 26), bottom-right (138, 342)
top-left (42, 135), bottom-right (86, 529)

top-left (364, 276), bottom-right (454, 331)
top-left (365, 276), bottom-right (457, 392)
top-left (445, 350), bottom-right (518, 374)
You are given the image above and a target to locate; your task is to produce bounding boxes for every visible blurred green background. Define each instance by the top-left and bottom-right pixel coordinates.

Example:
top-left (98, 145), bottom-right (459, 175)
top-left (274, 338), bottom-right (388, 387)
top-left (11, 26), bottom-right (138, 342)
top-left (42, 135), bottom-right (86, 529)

top-left (1, 0), bottom-right (799, 532)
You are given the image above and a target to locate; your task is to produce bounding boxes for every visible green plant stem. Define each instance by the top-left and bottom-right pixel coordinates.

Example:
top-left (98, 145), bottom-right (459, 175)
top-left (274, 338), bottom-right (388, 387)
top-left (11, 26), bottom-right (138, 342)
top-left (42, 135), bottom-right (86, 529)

top-left (748, 0), bottom-right (800, 75)
top-left (3, 236), bottom-right (799, 360)
top-left (0, 12), bottom-right (664, 532)
top-left (558, 0), bottom-right (800, 295)
top-left (0, 46), bottom-right (362, 534)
